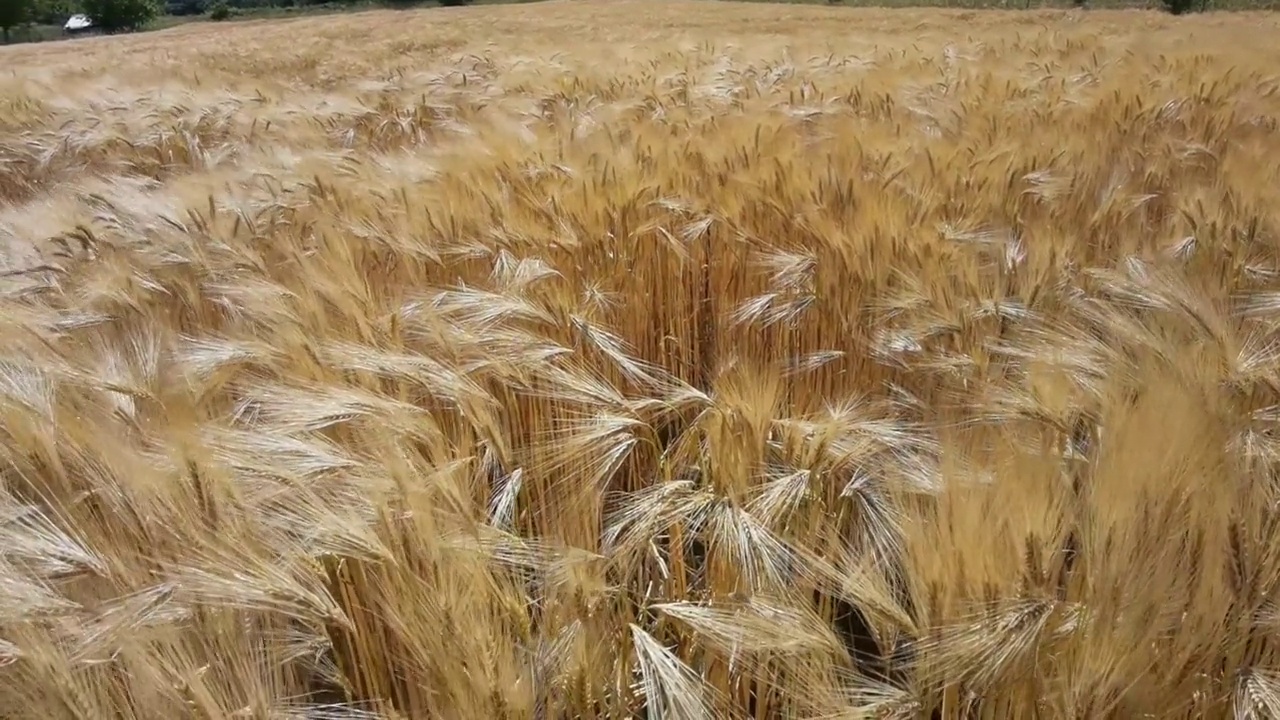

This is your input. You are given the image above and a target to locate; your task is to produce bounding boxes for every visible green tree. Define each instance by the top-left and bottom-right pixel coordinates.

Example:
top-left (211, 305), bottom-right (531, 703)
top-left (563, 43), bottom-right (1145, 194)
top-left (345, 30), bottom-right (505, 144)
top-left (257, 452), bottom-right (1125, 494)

top-left (0, 0), bottom-right (34, 44)
top-left (81, 0), bottom-right (157, 31)
top-left (34, 0), bottom-right (82, 24)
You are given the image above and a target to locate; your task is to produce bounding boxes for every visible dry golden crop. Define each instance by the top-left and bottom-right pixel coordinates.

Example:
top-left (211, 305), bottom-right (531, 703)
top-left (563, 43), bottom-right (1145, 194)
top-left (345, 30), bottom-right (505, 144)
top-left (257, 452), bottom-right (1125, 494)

top-left (3, 1), bottom-right (1280, 717)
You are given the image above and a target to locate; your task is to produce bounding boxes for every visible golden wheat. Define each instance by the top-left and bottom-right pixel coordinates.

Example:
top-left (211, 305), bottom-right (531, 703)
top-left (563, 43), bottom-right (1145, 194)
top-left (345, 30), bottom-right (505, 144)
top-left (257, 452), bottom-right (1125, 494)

top-left (3, 1), bottom-right (1280, 717)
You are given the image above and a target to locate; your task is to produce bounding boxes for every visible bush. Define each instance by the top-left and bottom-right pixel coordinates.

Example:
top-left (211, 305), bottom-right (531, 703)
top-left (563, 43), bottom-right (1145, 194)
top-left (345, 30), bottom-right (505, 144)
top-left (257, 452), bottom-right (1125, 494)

top-left (1160, 0), bottom-right (1202, 12)
top-left (165, 0), bottom-right (204, 14)
top-left (208, 0), bottom-right (230, 18)
top-left (438, 0), bottom-right (468, 6)
top-left (81, 0), bottom-right (158, 30)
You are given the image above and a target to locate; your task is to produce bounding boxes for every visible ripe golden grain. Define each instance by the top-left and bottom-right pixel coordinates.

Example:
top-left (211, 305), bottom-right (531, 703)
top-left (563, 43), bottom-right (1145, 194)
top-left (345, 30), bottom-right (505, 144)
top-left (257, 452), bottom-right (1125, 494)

top-left (3, 2), bottom-right (1280, 717)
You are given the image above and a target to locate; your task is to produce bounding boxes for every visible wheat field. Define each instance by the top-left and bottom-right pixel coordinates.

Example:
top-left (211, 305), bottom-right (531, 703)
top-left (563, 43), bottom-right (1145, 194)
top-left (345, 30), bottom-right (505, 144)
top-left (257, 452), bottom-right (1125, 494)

top-left (3, 2), bottom-right (1280, 717)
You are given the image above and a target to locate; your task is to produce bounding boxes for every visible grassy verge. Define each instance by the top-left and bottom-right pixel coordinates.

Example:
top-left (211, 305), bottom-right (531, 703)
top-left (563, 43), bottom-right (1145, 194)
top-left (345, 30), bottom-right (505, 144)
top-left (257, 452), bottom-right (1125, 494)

top-left (6, 14), bottom-right (193, 45)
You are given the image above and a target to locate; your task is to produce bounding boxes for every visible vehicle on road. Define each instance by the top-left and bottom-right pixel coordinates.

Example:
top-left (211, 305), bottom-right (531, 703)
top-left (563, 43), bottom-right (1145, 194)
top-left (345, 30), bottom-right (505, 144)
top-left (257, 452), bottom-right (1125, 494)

top-left (64, 14), bottom-right (94, 35)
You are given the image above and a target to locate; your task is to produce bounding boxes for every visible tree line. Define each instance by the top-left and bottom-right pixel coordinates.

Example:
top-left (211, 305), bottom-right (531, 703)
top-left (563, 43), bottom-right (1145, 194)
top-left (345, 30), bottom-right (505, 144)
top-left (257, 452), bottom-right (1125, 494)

top-left (2, 0), bottom-right (160, 38)
top-left (0, 0), bottom-right (470, 41)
